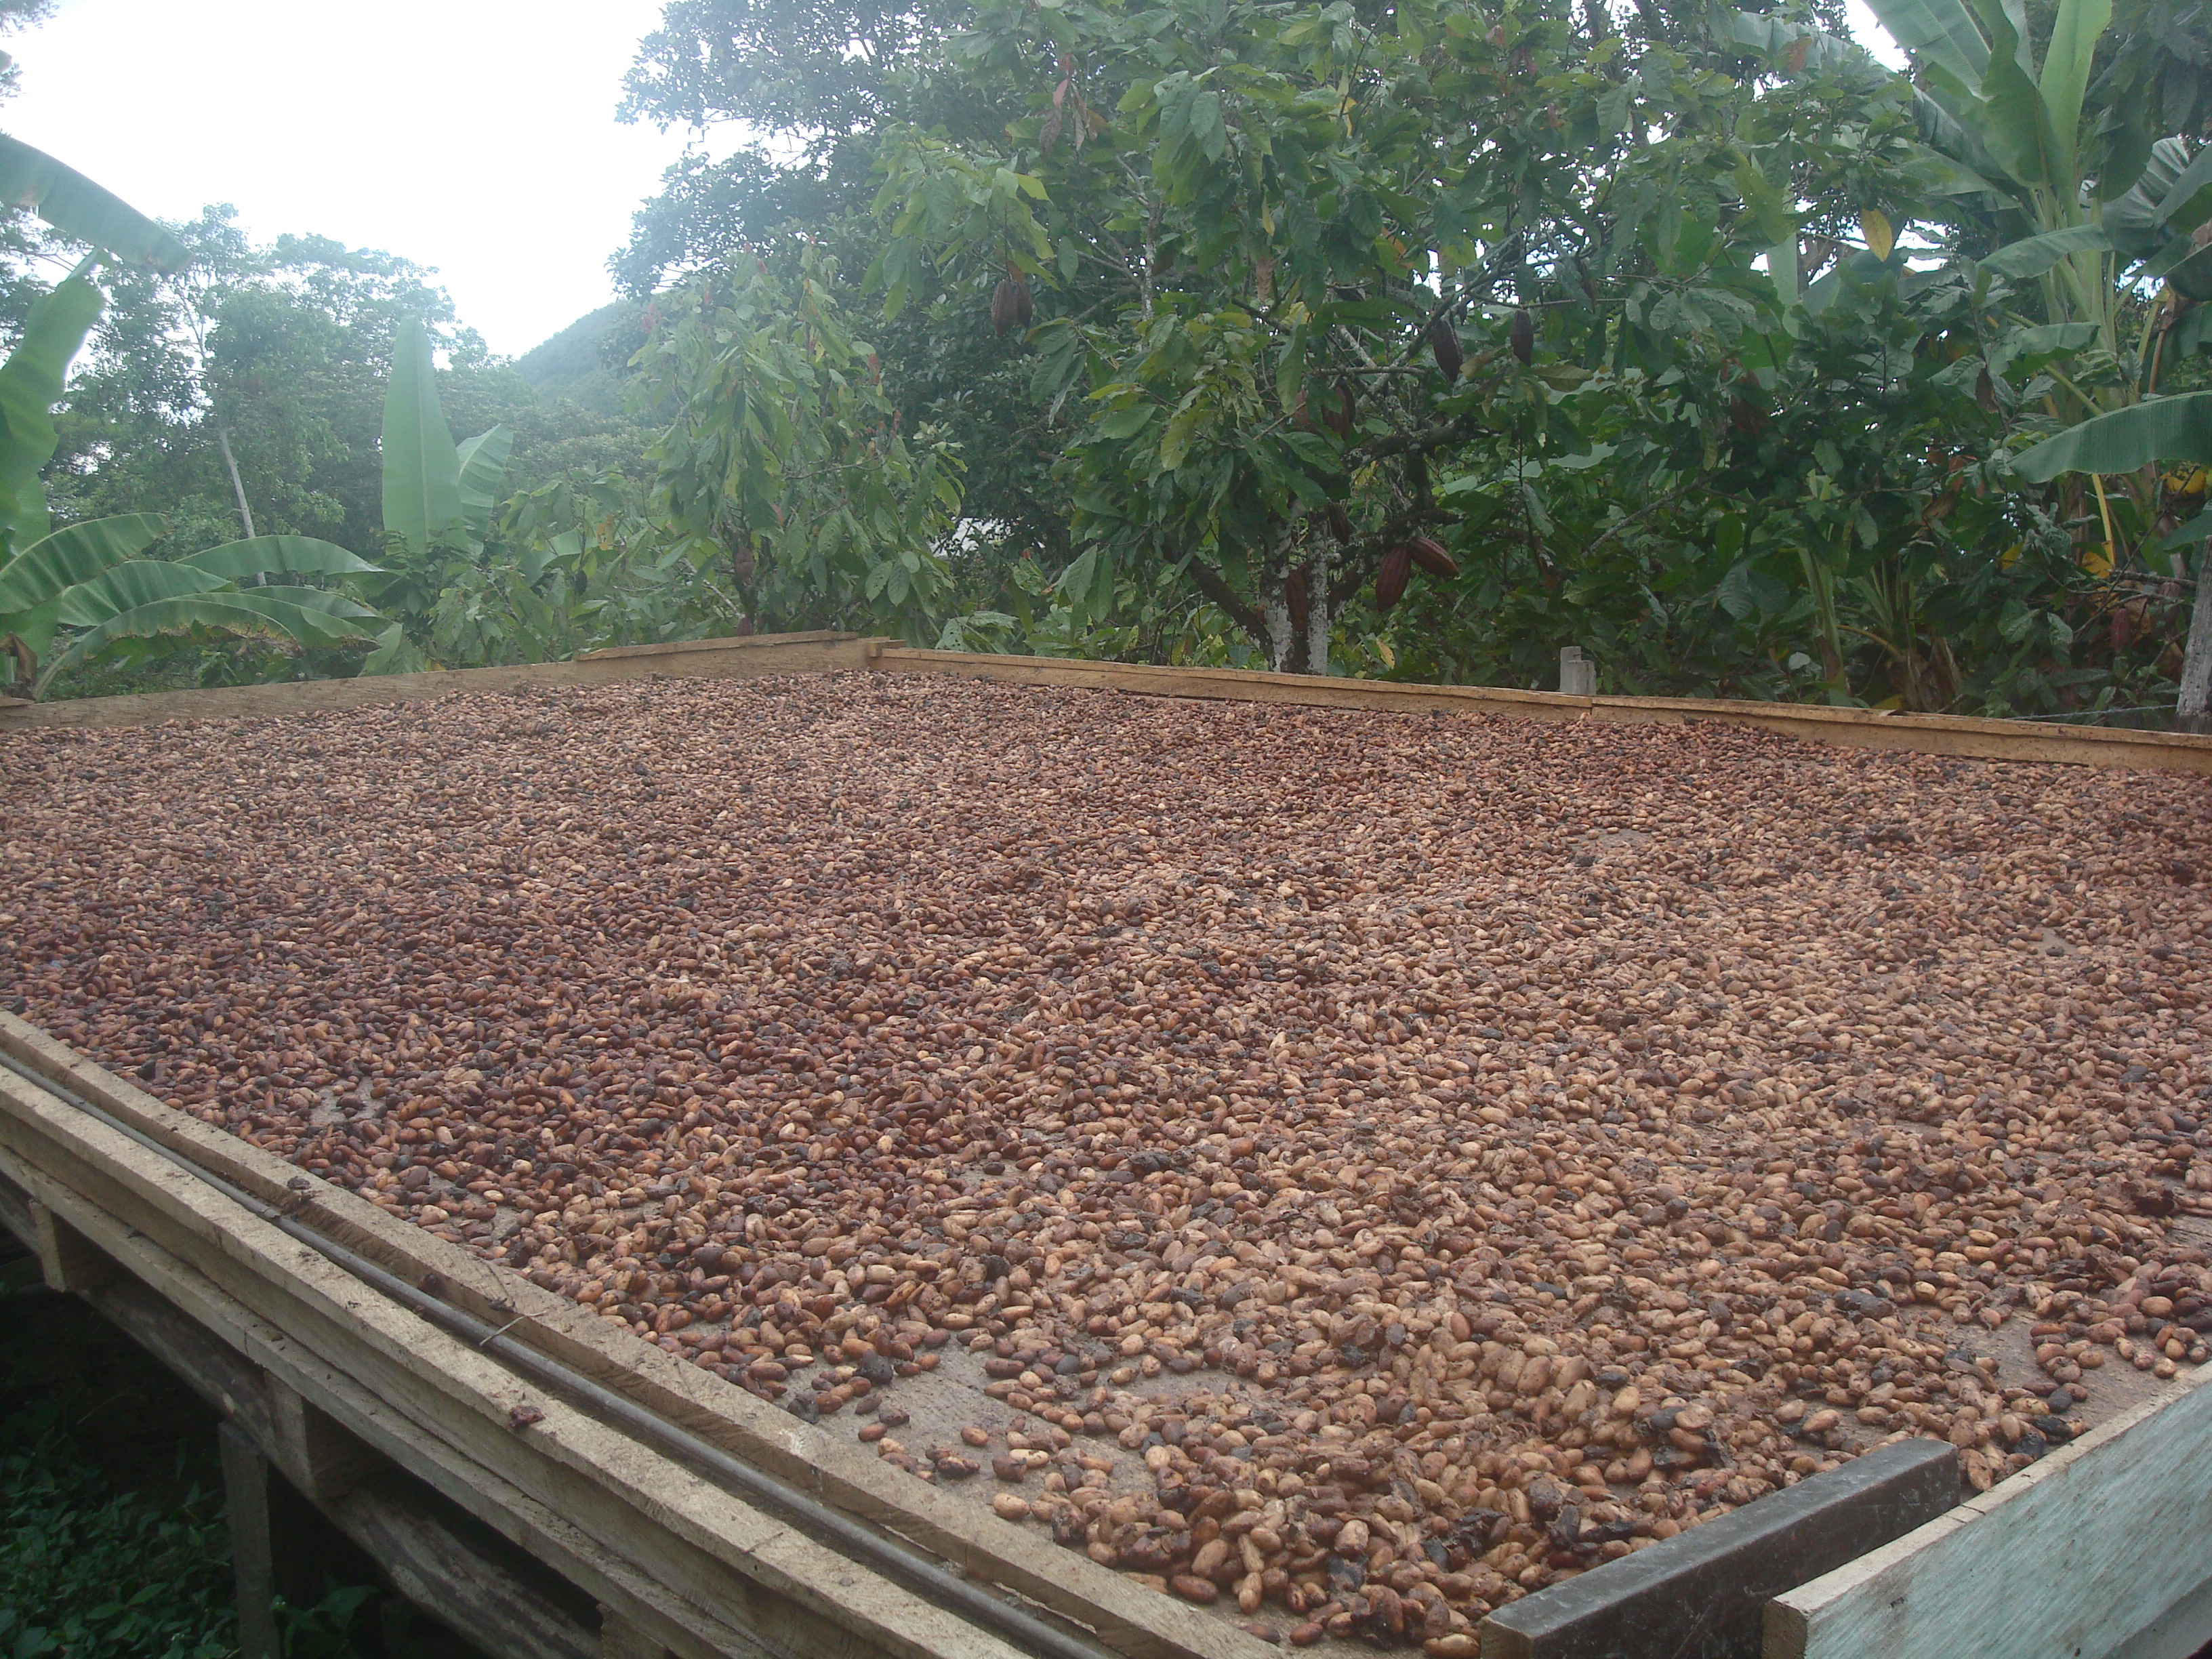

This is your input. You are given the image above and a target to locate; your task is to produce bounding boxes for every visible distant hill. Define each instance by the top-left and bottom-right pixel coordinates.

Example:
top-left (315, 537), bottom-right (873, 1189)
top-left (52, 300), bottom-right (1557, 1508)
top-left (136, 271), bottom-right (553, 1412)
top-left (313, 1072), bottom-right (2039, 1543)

top-left (512, 302), bottom-right (642, 414)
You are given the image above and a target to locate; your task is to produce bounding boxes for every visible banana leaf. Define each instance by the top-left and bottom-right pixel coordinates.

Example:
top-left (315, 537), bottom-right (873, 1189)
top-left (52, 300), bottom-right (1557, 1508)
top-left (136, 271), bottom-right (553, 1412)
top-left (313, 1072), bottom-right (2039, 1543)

top-left (1858, 0), bottom-right (1989, 86)
top-left (454, 424), bottom-right (515, 539)
top-left (2108, 137), bottom-right (2198, 258)
top-left (0, 594), bottom-right (60, 660)
top-left (0, 135), bottom-right (188, 269)
top-left (0, 270), bottom-right (104, 553)
top-left (2013, 391), bottom-right (2212, 480)
top-left (54, 558), bottom-right (227, 628)
top-left (0, 513), bottom-right (165, 609)
top-left (2036, 0), bottom-right (2112, 178)
top-left (381, 317), bottom-right (463, 551)
top-left (41, 590), bottom-right (378, 687)
top-left (1978, 224), bottom-right (2112, 279)
top-left (177, 535), bottom-right (379, 582)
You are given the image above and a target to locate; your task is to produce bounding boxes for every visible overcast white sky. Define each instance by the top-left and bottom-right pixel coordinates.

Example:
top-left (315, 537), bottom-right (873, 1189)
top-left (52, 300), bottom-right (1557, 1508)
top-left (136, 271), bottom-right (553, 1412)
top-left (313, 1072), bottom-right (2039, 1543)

top-left (3, 0), bottom-right (703, 357)
top-left (1, 0), bottom-right (1904, 361)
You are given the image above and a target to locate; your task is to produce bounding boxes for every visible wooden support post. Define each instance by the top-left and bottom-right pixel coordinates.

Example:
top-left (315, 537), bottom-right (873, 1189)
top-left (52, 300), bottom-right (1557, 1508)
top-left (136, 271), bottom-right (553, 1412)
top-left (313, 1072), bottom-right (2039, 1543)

top-left (220, 1422), bottom-right (286, 1659)
top-left (268, 1378), bottom-right (383, 1505)
top-left (28, 1197), bottom-right (114, 1292)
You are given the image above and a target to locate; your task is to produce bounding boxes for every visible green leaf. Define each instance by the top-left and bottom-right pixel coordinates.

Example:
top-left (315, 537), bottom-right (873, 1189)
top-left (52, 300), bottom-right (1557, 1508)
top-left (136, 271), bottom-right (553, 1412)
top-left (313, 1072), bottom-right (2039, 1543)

top-left (1965, 0), bottom-right (2064, 192)
top-left (2157, 506), bottom-right (2212, 550)
top-left (54, 558), bottom-right (226, 628)
top-left (2036, 0), bottom-right (2111, 179)
top-left (2153, 142), bottom-right (2212, 234)
top-left (177, 535), bottom-right (379, 581)
top-left (0, 512), bottom-right (165, 609)
top-left (0, 269), bottom-right (103, 553)
top-left (41, 590), bottom-right (375, 687)
top-left (380, 317), bottom-right (464, 551)
top-left (2107, 136), bottom-right (2197, 258)
top-left (1858, 0), bottom-right (1988, 85)
top-left (0, 594), bottom-right (60, 659)
top-left (2013, 391), bottom-right (2212, 479)
top-left (2166, 239), bottom-right (2212, 302)
top-left (1715, 560), bottom-right (1757, 620)
top-left (454, 424), bottom-right (515, 538)
top-left (0, 135), bottom-right (188, 268)
top-left (1978, 224), bottom-right (2112, 278)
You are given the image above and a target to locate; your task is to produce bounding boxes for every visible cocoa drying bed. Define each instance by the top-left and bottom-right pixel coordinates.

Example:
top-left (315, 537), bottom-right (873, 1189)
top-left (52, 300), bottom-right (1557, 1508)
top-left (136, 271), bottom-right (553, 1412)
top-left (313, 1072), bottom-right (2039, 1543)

top-left (2, 631), bottom-right (2211, 1659)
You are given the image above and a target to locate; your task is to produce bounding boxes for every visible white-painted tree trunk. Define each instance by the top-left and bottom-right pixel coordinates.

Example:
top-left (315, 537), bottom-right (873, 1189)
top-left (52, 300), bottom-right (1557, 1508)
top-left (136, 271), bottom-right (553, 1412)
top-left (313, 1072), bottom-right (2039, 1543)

top-left (1303, 541), bottom-right (1330, 676)
top-left (2179, 540), bottom-right (2212, 733)
top-left (1263, 585), bottom-right (1294, 673)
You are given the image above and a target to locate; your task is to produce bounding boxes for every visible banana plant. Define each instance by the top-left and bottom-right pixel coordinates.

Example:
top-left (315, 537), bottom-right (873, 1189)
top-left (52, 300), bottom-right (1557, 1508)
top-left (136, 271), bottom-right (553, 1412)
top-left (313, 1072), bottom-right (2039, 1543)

top-left (1859, 0), bottom-right (2212, 355)
top-left (0, 514), bottom-right (384, 697)
top-left (0, 127), bottom-right (191, 553)
top-left (362, 316), bottom-right (514, 673)
top-left (0, 131), bottom-right (190, 272)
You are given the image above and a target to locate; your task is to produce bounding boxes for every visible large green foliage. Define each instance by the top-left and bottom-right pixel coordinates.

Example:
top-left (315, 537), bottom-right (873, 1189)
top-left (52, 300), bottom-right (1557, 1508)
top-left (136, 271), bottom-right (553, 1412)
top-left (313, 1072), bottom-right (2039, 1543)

top-left (607, 0), bottom-right (2211, 715)
top-left (631, 249), bottom-right (965, 640)
top-left (0, 512), bottom-right (382, 694)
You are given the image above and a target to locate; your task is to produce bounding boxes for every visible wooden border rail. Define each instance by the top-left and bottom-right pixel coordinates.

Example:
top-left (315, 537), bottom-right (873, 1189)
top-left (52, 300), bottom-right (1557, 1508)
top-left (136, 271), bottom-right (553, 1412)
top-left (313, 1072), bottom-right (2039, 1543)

top-left (5, 631), bottom-right (2212, 774)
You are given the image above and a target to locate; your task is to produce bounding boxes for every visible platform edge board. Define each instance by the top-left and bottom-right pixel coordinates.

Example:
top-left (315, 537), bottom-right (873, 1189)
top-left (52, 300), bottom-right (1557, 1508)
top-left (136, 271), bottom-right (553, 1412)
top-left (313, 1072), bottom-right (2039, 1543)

top-left (8, 627), bottom-right (2211, 771)
top-left (0, 1012), bottom-right (1273, 1659)
top-left (1763, 1353), bottom-right (2212, 1659)
top-left (1475, 1439), bottom-right (1958, 1659)
top-left (0, 632), bottom-right (877, 729)
top-left (0, 1063), bottom-right (1029, 1659)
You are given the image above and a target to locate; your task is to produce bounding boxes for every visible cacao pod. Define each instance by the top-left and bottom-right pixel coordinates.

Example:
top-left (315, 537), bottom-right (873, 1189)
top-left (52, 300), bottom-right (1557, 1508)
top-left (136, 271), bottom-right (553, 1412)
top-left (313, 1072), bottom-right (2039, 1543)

top-left (1376, 544), bottom-right (1412, 612)
top-left (1286, 569), bottom-right (1311, 642)
top-left (1510, 308), bottom-right (1535, 365)
top-left (1407, 535), bottom-right (1458, 579)
top-left (1323, 380), bottom-right (1356, 438)
top-left (1427, 315), bottom-right (1465, 382)
top-left (991, 274), bottom-right (1033, 335)
top-left (1325, 503), bottom-right (1353, 543)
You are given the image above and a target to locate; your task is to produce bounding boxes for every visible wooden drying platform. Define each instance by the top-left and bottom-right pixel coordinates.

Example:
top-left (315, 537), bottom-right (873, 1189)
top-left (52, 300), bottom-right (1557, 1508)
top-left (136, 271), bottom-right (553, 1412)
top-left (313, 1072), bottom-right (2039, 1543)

top-left (3, 633), bottom-right (2211, 1659)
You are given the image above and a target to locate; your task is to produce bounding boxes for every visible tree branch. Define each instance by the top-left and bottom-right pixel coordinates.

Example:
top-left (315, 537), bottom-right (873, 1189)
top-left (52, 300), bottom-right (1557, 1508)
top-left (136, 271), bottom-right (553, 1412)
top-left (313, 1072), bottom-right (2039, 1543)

top-left (1181, 554), bottom-right (1267, 642)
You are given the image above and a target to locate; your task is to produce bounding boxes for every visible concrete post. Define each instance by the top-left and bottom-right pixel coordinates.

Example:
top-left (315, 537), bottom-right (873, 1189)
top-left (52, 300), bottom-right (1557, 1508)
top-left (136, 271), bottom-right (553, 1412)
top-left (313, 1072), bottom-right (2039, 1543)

top-left (1559, 646), bottom-right (1597, 697)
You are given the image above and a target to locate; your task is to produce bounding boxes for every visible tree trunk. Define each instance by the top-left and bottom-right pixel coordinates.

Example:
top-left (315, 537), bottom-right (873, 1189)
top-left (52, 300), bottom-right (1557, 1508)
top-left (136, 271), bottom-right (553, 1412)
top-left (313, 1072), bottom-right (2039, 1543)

top-left (1263, 580), bottom-right (1294, 673)
top-left (217, 424), bottom-right (257, 541)
top-left (1303, 540), bottom-right (1330, 676)
top-left (2178, 539), bottom-right (2212, 733)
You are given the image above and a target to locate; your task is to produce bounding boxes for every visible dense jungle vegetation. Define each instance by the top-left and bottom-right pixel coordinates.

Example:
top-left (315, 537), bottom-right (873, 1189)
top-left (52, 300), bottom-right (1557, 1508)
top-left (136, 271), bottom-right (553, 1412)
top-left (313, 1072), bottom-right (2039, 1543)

top-left (2, 0), bottom-right (2211, 718)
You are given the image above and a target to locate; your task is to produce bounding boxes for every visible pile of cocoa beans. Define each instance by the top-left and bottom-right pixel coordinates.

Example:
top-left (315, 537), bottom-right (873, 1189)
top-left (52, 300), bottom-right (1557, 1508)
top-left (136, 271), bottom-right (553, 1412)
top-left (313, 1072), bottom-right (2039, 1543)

top-left (6, 674), bottom-right (2211, 1650)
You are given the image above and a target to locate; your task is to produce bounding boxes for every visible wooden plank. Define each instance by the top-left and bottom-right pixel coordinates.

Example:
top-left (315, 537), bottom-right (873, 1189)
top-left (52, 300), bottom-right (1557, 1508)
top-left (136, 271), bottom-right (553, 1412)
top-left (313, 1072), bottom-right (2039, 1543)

top-left (1586, 695), bottom-right (2212, 774)
top-left (1765, 1359), bottom-right (2212, 1659)
top-left (0, 1069), bottom-right (1012, 1659)
top-left (1479, 1439), bottom-right (1957, 1659)
top-left (0, 1141), bottom-right (771, 1659)
top-left (0, 1012), bottom-right (1271, 1659)
top-left (869, 645), bottom-right (1593, 722)
top-left (2106, 1570), bottom-right (2212, 1659)
top-left (330, 1470), bottom-right (601, 1659)
top-left (0, 632), bottom-right (875, 731)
